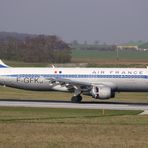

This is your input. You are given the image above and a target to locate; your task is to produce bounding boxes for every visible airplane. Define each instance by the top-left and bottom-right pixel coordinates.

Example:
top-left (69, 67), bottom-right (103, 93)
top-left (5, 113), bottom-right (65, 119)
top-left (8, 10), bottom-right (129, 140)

top-left (0, 59), bottom-right (148, 103)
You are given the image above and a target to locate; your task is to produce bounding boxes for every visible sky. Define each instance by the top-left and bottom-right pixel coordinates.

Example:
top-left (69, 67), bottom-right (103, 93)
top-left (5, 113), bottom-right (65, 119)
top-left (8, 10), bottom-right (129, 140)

top-left (0, 0), bottom-right (148, 43)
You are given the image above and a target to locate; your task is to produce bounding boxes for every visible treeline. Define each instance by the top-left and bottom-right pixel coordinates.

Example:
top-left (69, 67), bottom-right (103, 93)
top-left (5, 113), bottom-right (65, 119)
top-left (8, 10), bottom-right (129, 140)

top-left (70, 41), bottom-right (117, 51)
top-left (71, 40), bottom-right (148, 51)
top-left (76, 45), bottom-right (116, 51)
top-left (0, 33), bottom-right (71, 63)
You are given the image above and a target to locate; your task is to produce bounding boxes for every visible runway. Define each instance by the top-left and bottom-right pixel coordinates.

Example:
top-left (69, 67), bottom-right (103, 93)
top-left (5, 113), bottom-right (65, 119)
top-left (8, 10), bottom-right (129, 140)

top-left (0, 99), bottom-right (148, 111)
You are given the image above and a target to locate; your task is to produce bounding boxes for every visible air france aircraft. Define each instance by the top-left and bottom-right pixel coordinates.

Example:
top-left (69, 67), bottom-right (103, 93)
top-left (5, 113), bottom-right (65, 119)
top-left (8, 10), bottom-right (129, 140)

top-left (0, 59), bottom-right (148, 103)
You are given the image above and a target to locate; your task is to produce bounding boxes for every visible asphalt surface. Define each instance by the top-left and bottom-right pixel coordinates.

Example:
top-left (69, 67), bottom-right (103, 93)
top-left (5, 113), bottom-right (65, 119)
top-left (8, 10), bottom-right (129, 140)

top-left (0, 99), bottom-right (148, 111)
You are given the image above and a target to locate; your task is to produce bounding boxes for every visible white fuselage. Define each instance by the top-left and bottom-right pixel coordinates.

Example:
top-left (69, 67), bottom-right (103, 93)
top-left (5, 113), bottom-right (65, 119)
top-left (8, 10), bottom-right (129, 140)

top-left (0, 67), bottom-right (148, 92)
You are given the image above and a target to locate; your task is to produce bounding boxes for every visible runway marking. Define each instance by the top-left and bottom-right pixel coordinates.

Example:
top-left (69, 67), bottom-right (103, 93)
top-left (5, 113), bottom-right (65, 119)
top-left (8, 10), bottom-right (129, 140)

top-left (140, 110), bottom-right (148, 115)
top-left (0, 100), bottom-right (148, 111)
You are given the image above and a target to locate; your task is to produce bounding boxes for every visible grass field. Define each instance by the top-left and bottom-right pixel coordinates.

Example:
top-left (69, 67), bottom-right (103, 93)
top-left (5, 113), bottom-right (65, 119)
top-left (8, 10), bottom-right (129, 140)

top-left (0, 53), bottom-right (148, 148)
top-left (2, 50), bottom-right (148, 68)
top-left (0, 85), bottom-right (147, 148)
top-left (0, 86), bottom-right (148, 103)
top-left (0, 107), bottom-right (148, 148)
top-left (72, 50), bottom-right (148, 60)
top-left (72, 50), bottom-right (148, 67)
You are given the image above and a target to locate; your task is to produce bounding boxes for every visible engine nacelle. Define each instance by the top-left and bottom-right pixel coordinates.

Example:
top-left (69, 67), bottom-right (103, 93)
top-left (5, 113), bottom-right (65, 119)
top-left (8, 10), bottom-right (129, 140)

top-left (91, 85), bottom-right (114, 100)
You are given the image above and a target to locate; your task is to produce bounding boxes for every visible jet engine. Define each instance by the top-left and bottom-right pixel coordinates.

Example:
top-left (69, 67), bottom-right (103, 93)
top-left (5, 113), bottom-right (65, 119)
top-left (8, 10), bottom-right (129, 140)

top-left (91, 85), bottom-right (115, 99)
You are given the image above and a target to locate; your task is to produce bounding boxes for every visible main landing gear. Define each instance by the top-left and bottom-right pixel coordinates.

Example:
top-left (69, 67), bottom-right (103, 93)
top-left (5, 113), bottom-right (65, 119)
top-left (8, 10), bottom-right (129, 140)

top-left (71, 95), bottom-right (82, 103)
top-left (71, 86), bottom-right (82, 103)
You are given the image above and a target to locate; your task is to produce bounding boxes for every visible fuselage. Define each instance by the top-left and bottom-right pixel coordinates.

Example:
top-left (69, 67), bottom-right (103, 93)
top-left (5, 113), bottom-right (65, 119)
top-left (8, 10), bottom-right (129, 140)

top-left (0, 67), bottom-right (148, 92)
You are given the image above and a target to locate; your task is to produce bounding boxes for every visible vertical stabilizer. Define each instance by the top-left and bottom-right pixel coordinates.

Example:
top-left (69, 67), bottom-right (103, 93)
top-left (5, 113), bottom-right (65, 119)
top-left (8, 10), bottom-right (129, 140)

top-left (0, 60), bottom-right (10, 68)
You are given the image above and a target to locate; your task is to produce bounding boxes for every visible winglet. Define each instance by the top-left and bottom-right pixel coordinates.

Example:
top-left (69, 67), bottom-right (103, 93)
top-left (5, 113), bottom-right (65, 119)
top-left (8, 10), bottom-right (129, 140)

top-left (51, 64), bottom-right (55, 68)
top-left (0, 60), bottom-right (10, 68)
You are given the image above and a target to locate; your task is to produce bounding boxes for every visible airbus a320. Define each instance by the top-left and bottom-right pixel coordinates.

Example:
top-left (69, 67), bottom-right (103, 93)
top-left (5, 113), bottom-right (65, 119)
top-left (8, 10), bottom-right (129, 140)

top-left (0, 60), bottom-right (148, 103)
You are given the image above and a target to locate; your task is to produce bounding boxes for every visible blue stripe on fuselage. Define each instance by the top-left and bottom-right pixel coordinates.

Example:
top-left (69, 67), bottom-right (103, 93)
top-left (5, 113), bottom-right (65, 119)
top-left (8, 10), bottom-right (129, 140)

top-left (1, 74), bottom-right (148, 79)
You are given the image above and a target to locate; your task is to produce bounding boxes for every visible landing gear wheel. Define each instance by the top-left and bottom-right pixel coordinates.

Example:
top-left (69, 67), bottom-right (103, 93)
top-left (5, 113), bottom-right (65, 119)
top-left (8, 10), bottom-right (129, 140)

top-left (71, 95), bottom-right (82, 103)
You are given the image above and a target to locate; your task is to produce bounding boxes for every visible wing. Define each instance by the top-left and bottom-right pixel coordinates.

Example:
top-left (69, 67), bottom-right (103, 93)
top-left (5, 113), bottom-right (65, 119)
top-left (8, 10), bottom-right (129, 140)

top-left (46, 77), bottom-right (107, 92)
top-left (45, 77), bottom-right (116, 102)
top-left (46, 77), bottom-right (91, 90)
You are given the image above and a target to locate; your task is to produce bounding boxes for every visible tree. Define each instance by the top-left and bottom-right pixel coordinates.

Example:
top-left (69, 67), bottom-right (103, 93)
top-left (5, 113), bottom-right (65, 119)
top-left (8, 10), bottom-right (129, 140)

top-left (0, 34), bottom-right (71, 63)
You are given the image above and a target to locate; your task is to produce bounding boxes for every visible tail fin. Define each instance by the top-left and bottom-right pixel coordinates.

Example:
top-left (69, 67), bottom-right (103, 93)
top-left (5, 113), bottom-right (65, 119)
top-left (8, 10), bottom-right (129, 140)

top-left (0, 60), bottom-right (10, 68)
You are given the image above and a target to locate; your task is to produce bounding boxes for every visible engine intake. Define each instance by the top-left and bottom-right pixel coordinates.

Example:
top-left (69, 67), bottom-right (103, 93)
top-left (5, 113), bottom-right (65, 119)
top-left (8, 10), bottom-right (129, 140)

top-left (91, 85), bottom-right (114, 100)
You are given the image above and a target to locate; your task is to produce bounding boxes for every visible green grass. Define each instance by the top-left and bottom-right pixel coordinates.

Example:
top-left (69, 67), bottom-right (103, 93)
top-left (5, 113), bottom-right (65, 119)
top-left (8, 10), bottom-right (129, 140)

top-left (3, 50), bottom-right (148, 67)
top-left (0, 86), bottom-right (72, 100)
top-left (0, 58), bottom-right (148, 147)
top-left (0, 107), bottom-right (141, 123)
top-left (0, 85), bottom-right (148, 148)
top-left (139, 42), bottom-right (148, 49)
top-left (72, 50), bottom-right (148, 60)
top-left (72, 50), bottom-right (116, 59)
top-left (0, 86), bottom-right (148, 103)
top-left (0, 51), bottom-right (147, 69)
top-left (0, 107), bottom-right (147, 148)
